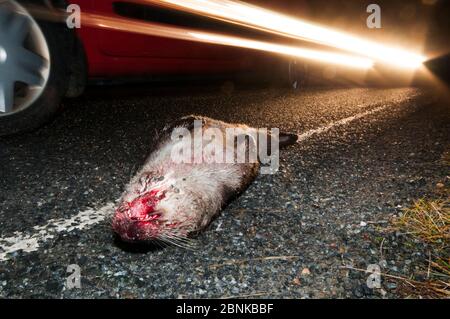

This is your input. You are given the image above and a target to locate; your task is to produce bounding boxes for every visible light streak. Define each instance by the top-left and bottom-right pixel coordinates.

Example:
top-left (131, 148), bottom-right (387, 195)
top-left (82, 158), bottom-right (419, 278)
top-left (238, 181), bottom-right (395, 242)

top-left (24, 4), bottom-right (373, 69)
top-left (188, 32), bottom-right (373, 68)
top-left (81, 12), bottom-right (373, 69)
top-left (142, 0), bottom-right (426, 69)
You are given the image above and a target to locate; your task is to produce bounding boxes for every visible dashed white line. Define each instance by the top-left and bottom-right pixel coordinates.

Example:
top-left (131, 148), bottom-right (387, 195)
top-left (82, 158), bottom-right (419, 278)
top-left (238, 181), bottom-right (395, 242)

top-left (297, 103), bottom-right (387, 142)
top-left (0, 203), bottom-right (115, 261)
top-left (0, 100), bottom-right (408, 261)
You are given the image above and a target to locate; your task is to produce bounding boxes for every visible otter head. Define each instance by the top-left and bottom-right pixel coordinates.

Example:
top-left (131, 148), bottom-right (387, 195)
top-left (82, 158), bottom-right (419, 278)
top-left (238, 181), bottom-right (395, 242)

top-left (112, 174), bottom-right (196, 247)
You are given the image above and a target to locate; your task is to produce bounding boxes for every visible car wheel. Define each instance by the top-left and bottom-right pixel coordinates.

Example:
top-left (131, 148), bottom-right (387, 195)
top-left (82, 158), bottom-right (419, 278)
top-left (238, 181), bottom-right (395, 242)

top-left (0, 0), bottom-right (69, 136)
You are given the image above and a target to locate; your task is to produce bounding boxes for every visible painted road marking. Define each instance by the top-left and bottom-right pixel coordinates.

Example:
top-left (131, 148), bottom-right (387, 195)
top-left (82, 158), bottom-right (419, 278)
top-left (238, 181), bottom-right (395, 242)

top-left (0, 203), bottom-right (115, 261)
top-left (0, 98), bottom-right (413, 261)
top-left (298, 104), bottom-right (388, 142)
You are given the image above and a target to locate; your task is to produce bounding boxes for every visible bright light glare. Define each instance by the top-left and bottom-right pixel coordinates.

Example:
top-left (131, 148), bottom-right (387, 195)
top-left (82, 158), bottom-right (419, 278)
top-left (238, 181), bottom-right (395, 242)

top-left (144, 0), bottom-right (426, 69)
top-left (189, 32), bottom-right (374, 69)
top-left (77, 12), bottom-right (373, 69)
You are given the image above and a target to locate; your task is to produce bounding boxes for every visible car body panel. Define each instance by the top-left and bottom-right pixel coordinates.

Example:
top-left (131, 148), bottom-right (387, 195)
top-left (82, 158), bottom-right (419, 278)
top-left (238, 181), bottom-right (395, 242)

top-left (67, 0), bottom-right (308, 78)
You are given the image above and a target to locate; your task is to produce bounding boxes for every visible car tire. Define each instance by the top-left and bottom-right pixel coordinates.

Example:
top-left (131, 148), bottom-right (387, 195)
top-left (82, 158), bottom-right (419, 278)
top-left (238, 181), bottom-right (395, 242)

top-left (0, 0), bottom-right (71, 136)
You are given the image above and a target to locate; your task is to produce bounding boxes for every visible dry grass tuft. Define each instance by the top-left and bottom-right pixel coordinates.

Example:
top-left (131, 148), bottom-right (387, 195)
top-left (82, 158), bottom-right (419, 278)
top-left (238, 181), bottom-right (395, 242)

top-left (395, 278), bottom-right (450, 299)
top-left (389, 187), bottom-right (449, 298)
top-left (393, 198), bottom-right (449, 245)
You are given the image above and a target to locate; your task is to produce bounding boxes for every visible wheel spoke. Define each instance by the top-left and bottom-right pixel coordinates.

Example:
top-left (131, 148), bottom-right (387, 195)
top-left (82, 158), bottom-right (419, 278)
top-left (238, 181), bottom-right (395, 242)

top-left (0, 81), bottom-right (14, 113)
top-left (16, 48), bottom-right (47, 71)
top-left (15, 63), bottom-right (44, 86)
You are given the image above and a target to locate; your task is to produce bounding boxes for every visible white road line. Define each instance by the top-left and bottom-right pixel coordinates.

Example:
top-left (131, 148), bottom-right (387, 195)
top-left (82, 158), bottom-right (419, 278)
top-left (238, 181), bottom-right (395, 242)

top-left (297, 104), bottom-right (387, 142)
top-left (0, 203), bottom-right (115, 261)
top-left (0, 100), bottom-right (407, 262)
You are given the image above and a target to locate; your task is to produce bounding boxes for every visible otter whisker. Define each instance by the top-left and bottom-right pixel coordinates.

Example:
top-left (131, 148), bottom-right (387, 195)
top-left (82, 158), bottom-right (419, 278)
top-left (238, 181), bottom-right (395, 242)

top-left (158, 235), bottom-right (189, 249)
top-left (150, 238), bottom-right (168, 249)
top-left (162, 231), bottom-right (191, 242)
top-left (160, 233), bottom-right (197, 250)
top-left (161, 233), bottom-right (198, 250)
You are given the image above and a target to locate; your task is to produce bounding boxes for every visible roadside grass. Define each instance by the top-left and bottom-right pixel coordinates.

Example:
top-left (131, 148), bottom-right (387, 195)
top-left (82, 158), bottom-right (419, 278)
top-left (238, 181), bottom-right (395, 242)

top-left (393, 198), bottom-right (449, 245)
top-left (391, 195), bottom-right (449, 298)
top-left (387, 180), bottom-right (449, 298)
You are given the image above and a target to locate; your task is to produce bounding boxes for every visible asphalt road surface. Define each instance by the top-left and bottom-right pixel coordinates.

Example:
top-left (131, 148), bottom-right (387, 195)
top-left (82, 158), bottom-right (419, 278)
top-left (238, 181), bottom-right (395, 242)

top-left (0, 85), bottom-right (448, 298)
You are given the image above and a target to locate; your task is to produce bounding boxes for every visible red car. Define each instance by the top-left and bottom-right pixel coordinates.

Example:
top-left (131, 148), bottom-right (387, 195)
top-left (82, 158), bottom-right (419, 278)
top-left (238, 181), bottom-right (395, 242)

top-left (0, 0), bottom-right (307, 136)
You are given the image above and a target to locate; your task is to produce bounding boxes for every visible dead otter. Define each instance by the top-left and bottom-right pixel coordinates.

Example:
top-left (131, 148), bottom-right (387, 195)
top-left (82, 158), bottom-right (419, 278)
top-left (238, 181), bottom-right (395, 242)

top-left (112, 115), bottom-right (297, 247)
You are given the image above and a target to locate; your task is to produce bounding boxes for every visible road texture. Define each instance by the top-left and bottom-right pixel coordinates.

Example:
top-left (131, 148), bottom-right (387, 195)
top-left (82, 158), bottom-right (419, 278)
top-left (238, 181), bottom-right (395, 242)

top-left (0, 85), bottom-right (448, 298)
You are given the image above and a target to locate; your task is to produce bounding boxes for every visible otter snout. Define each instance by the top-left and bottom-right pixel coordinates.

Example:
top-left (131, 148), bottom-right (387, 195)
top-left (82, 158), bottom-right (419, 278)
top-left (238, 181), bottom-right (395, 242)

top-left (112, 189), bottom-right (165, 242)
top-left (112, 214), bottom-right (161, 242)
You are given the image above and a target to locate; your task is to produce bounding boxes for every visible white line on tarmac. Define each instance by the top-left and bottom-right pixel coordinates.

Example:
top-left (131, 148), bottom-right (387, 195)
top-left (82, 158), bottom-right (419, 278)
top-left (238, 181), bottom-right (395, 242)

top-left (297, 104), bottom-right (388, 142)
top-left (0, 99), bottom-right (407, 261)
top-left (0, 203), bottom-right (115, 261)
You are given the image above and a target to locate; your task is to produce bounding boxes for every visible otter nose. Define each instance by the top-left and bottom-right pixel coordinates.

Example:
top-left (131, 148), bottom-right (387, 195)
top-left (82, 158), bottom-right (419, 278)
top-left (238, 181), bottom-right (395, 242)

top-left (123, 219), bottom-right (160, 242)
top-left (126, 223), bottom-right (140, 240)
